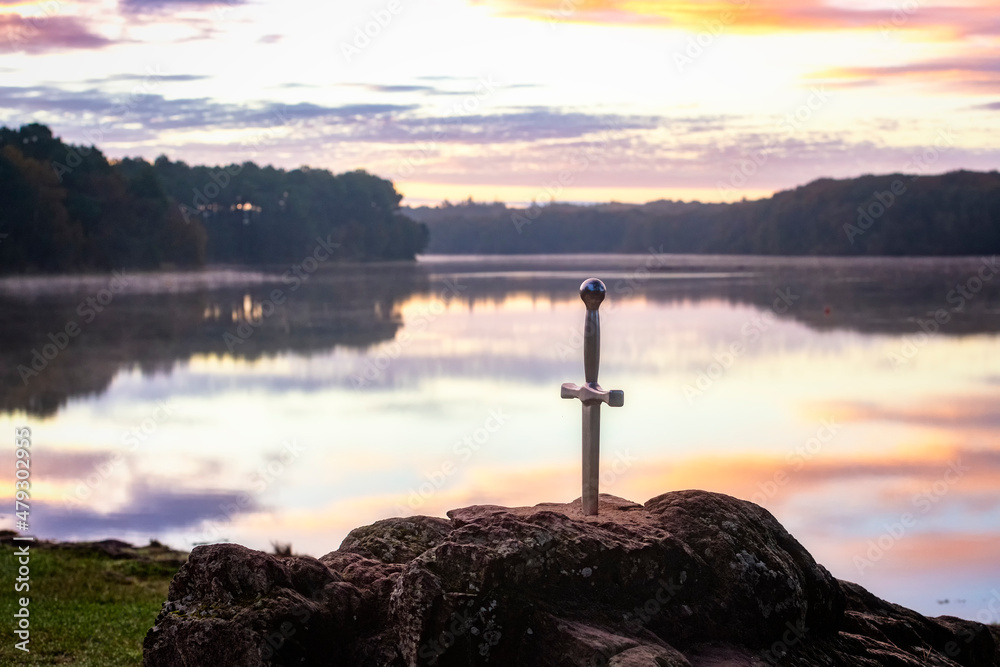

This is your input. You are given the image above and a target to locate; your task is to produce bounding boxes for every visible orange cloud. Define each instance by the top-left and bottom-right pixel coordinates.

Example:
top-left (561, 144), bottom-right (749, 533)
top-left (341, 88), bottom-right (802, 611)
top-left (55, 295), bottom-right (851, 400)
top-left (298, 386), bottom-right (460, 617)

top-left (813, 56), bottom-right (1000, 94)
top-left (817, 531), bottom-right (1000, 588)
top-left (621, 447), bottom-right (977, 506)
top-left (809, 393), bottom-right (1000, 432)
top-left (474, 0), bottom-right (999, 36)
top-left (307, 439), bottom-right (1000, 528)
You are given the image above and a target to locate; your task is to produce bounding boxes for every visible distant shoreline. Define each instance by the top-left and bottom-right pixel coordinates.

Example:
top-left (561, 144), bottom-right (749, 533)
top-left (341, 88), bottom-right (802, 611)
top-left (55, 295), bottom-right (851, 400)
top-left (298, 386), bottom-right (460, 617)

top-left (407, 169), bottom-right (1000, 257)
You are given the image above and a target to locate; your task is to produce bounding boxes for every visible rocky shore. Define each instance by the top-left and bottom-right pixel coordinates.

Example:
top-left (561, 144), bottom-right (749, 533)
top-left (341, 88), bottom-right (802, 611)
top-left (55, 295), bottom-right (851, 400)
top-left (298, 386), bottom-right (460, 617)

top-left (143, 490), bottom-right (1000, 666)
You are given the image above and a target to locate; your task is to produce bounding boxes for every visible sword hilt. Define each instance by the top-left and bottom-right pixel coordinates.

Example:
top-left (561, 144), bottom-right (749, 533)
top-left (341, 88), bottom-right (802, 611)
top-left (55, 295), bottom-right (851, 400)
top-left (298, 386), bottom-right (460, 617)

top-left (561, 278), bottom-right (624, 408)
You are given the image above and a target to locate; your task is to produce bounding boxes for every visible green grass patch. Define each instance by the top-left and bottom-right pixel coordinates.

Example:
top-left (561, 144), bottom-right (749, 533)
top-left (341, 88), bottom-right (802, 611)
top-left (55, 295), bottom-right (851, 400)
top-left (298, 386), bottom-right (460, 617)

top-left (0, 540), bottom-right (185, 666)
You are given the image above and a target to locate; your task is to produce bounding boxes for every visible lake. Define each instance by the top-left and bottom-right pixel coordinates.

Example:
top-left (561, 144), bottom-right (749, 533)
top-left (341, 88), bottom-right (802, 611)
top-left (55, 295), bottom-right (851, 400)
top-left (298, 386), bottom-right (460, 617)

top-left (1, 253), bottom-right (998, 622)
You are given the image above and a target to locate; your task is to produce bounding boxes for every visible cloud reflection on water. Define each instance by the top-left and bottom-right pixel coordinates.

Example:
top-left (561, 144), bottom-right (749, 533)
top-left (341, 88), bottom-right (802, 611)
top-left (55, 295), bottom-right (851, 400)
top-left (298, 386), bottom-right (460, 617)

top-left (1, 255), bottom-right (998, 620)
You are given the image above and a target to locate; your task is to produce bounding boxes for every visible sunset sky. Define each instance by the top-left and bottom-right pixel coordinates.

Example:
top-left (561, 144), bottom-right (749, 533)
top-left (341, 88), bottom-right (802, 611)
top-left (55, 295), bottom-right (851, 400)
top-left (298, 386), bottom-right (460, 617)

top-left (2, 0), bottom-right (998, 205)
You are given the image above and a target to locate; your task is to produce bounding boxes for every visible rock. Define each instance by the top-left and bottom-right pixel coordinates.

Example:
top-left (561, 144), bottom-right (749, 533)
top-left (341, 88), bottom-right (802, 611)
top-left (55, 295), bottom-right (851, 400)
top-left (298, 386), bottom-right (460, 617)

top-left (143, 491), bottom-right (999, 666)
top-left (144, 543), bottom-right (362, 666)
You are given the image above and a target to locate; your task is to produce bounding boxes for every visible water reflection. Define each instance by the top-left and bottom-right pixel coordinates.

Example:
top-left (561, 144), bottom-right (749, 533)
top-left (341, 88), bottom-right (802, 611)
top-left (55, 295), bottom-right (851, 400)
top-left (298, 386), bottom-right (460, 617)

top-left (0, 264), bottom-right (428, 415)
top-left (3, 255), bottom-right (998, 415)
top-left (1, 255), bottom-right (998, 621)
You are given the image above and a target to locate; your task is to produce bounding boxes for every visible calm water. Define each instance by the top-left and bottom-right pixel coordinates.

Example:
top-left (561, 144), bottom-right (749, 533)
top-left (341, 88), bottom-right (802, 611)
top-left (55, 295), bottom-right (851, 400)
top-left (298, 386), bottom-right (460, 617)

top-left (2, 254), bottom-right (999, 621)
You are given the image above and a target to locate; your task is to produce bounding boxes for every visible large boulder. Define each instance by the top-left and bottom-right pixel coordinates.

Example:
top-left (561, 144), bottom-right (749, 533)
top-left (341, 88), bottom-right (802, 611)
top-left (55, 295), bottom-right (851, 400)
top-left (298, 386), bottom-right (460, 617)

top-left (143, 491), bottom-right (999, 666)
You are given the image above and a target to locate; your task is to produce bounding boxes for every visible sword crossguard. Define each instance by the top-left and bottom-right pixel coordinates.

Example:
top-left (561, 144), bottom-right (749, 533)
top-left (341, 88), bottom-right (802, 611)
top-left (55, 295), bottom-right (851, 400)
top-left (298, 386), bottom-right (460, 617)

top-left (561, 382), bottom-right (625, 407)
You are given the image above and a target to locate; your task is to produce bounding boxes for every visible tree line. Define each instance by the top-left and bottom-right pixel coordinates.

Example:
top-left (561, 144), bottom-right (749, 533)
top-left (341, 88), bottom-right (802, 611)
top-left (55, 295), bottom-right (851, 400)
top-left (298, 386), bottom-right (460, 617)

top-left (0, 124), bottom-right (428, 274)
top-left (407, 170), bottom-right (1000, 255)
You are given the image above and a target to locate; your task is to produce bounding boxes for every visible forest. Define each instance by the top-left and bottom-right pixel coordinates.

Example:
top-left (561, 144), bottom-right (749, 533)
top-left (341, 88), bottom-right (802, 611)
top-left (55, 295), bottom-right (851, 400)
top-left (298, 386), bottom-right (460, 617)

top-left (3, 123), bottom-right (998, 272)
top-left (0, 124), bottom-right (428, 273)
top-left (407, 170), bottom-right (1000, 256)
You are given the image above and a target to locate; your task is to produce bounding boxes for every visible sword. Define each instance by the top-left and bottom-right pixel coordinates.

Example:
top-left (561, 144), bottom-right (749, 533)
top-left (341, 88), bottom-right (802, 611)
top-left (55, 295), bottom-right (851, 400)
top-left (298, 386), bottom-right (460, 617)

top-left (560, 278), bottom-right (624, 516)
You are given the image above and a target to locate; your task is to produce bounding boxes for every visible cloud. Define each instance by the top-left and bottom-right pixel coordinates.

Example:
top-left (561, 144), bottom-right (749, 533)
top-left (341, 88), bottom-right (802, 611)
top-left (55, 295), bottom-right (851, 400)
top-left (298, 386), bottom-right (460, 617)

top-left (0, 83), bottom-right (657, 146)
top-left (257, 33), bottom-right (282, 44)
top-left (32, 482), bottom-right (262, 537)
top-left (417, 75), bottom-right (482, 81)
top-left (821, 394), bottom-right (1000, 431)
top-left (346, 83), bottom-right (531, 97)
top-left (625, 447), bottom-right (976, 502)
top-left (0, 85), bottom-right (417, 139)
top-left (119, 0), bottom-right (246, 11)
top-left (363, 84), bottom-right (440, 94)
top-left (33, 450), bottom-right (123, 481)
top-left (368, 107), bottom-right (662, 144)
top-left (0, 14), bottom-right (114, 53)
top-left (476, 0), bottom-right (1000, 37)
top-left (3, 81), bottom-right (994, 196)
top-left (370, 118), bottom-right (1000, 194)
top-left (814, 56), bottom-right (1000, 93)
top-left (80, 73), bottom-right (210, 84)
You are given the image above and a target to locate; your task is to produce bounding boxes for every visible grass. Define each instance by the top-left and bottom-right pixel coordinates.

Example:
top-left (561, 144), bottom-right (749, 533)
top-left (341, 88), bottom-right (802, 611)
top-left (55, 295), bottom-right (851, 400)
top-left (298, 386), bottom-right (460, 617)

top-left (0, 537), bottom-right (185, 666)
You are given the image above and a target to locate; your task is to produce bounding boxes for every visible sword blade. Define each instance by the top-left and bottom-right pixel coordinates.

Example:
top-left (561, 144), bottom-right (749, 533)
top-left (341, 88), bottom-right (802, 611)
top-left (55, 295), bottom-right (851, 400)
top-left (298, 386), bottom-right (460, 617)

top-left (582, 402), bottom-right (601, 515)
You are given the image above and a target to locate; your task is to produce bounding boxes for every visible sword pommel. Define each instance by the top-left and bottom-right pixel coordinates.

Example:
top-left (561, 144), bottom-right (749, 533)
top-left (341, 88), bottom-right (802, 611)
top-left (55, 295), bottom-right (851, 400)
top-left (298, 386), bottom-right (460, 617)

top-left (580, 278), bottom-right (606, 311)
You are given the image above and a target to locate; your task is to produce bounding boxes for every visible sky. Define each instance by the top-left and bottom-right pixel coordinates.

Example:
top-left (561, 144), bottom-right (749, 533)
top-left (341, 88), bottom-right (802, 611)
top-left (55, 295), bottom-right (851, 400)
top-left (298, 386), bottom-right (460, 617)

top-left (1, 0), bottom-right (999, 205)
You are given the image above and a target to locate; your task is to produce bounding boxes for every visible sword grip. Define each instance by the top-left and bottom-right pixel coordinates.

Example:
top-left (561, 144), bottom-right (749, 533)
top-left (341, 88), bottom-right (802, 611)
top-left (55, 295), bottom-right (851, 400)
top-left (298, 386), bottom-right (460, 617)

top-left (584, 309), bottom-right (600, 384)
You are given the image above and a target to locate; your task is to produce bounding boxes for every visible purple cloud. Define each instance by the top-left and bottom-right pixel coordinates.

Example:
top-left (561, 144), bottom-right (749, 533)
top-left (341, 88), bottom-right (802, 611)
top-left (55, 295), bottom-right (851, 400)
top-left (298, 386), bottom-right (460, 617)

top-left (0, 15), bottom-right (113, 53)
top-left (119, 0), bottom-right (246, 11)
